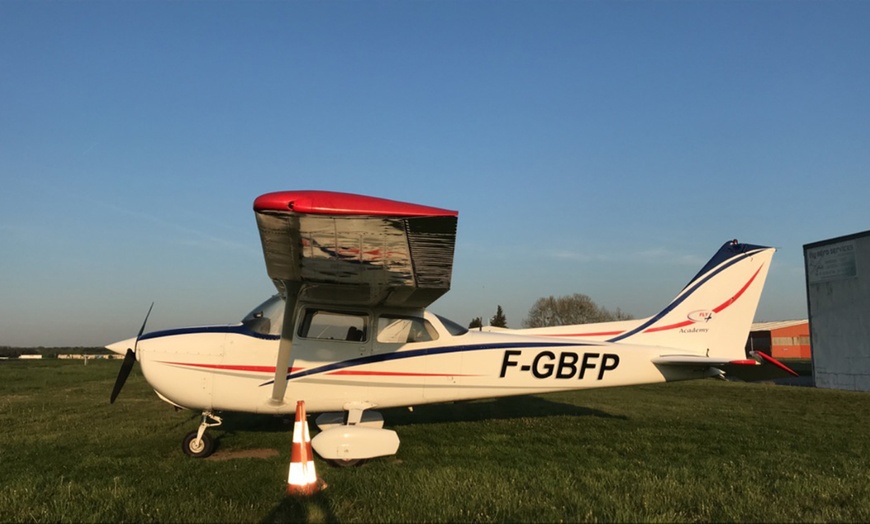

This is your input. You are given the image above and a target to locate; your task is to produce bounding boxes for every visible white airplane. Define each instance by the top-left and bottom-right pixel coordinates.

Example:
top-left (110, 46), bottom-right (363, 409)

top-left (108, 190), bottom-right (796, 465)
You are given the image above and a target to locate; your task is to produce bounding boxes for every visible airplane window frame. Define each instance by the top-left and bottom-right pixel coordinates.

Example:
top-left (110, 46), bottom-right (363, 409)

top-left (297, 309), bottom-right (369, 342)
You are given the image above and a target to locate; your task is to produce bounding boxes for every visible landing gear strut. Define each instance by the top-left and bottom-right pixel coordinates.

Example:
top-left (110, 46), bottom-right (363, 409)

top-left (182, 411), bottom-right (222, 458)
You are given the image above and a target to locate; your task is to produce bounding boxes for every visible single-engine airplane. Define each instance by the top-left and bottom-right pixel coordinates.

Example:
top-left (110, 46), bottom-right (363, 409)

top-left (108, 190), bottom-right (796, 464)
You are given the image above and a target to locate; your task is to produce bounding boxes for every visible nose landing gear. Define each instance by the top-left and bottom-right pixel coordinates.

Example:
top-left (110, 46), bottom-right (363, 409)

top-left (182, 411), bottom-right (222, 458)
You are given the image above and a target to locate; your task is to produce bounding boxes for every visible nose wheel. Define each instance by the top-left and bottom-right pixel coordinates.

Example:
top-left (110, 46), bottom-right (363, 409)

top-left (182, 411), bottom-right (222, 458)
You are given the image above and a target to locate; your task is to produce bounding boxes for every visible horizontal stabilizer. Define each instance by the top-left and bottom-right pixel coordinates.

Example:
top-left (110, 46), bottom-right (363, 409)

top-left (653, 351), bottom-right (799, 381)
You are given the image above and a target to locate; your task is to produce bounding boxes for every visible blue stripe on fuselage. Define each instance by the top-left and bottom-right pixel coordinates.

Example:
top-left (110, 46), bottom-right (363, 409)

top-left (139, 324), bottom-right (280, 342)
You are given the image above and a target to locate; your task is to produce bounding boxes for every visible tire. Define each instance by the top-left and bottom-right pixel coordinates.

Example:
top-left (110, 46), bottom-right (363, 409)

top-left (182, 431), bottom-right (215, 458)
top-left (328, 458), bottom-right (363, 468)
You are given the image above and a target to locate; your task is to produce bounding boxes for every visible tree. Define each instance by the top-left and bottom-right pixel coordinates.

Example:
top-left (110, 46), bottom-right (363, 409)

top-left (468, 317), bottom-right (483, 329)
top-left (490, 305), bottom-right (508, 328)
top-left (522, 293), bottom-right (632, 328)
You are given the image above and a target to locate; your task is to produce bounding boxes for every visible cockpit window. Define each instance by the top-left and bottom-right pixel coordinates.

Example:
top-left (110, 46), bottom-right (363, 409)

top-left (377, 315), bottom-right (439, 344)
top-left (241, 295), bottom-right (285, 336)
top-left (298, 309), bottom-right (368, 342)
top-left (435, 314), bottom-right (469, 336)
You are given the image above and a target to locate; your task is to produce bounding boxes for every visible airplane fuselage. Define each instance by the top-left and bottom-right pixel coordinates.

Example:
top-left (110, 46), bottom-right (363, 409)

top-left (122, 304), bottom-right (713, 415)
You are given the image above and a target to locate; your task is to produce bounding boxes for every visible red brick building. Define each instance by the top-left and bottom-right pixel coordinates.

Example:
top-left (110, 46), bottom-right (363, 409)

top-left (746, 320), bottom-right (810, 359)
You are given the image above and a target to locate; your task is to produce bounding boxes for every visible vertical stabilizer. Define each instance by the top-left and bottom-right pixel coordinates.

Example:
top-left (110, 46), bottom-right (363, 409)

top-left (610, 241), bottom-right (775, 359)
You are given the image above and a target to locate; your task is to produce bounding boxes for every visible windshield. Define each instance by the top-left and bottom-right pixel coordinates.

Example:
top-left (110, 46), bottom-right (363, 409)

top-left (434, 314), bottom-right (469, 336)
top-left (241, 295), bottom-right (285, 336)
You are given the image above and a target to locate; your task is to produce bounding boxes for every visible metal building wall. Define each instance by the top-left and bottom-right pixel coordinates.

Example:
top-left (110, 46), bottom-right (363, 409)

top-left (804, 230), bottom-right (870, 392)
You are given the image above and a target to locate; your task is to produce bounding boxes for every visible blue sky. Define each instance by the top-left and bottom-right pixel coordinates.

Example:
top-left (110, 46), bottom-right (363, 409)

top-left (2, 1), bottom-right (868, 347)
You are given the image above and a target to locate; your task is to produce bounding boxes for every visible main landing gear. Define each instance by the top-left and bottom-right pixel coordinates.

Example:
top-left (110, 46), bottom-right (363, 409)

top-left (182, 411), bottom-right (222, 458)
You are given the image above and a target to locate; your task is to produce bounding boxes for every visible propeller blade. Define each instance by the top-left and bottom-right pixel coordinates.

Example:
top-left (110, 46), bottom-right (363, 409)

top-left (110, 348), bottom-right (136, 403)
top-left (136, 302), bottom-right (155, 349)
top-left (109, 303), bottom-right (153, 404)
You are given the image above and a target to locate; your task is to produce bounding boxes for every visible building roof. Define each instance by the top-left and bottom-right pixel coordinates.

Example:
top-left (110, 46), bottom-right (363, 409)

top-left (751, 320), bottom-right (808, 331)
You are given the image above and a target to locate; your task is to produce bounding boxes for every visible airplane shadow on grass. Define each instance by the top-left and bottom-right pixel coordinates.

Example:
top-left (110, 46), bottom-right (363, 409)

top-left (207, 394), bottom-right (624, 436)
top-left (382, 395), bottom-right (626, 427)
top-left (253, 396), bottom-right (622, 524)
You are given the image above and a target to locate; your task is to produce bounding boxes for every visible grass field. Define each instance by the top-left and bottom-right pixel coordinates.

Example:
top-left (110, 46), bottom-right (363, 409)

top-left (1, 359), bottom-right (869, 523)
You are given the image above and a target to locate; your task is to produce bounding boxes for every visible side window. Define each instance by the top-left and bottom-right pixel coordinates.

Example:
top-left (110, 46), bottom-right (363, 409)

top-left (377, 315), bottom-right (439, 344)
top-left (298, 310), bottom-right (368, 342)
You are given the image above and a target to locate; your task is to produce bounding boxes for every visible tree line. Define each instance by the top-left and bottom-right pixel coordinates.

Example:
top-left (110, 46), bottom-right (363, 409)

top-left (468, 293), bottom-right (632, 329)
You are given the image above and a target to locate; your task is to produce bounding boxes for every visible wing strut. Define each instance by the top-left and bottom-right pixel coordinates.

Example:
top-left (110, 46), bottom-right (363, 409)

top-left (271, 284), bottom-right (300, 404)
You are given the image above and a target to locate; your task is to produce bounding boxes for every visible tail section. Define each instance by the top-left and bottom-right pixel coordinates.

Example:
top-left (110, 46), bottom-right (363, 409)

top-left (522, 240), bottom-right (776, 361)
top-left (609, 240), bottom-right (774, 360)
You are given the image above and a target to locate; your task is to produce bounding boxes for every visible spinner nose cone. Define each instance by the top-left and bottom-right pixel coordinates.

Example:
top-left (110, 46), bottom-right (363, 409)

top-left (106, 337), bottom-right (136, 356)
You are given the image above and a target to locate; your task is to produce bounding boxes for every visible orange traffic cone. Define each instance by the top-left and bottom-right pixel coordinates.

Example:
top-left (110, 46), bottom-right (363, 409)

top-left (287, 400), bottom-right (325, 496)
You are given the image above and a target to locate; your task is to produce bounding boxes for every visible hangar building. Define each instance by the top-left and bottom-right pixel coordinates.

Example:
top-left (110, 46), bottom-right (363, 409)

top-left (804, 230), bottom-right (870, 392)
top-left (747, 320), bottom-right (810, 359)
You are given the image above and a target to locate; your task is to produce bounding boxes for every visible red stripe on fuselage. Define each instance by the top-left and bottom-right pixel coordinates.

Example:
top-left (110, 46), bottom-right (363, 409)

top-left (158, 362), bottom-right (299, 374)
top-left (712, 265), bottom-right (762, 313)
top-left (156, 361), bottom-right (473, 378)
top-left (643, 319), bottom-right (694, 333)
top-left (642, 265), bottom-right (763, 334)
top-left (542, 331), bottom-right (626, 338)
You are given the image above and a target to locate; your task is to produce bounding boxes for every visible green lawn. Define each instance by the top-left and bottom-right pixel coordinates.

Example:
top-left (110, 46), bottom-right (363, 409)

top-left (1, 359), bottom-right (868, 523)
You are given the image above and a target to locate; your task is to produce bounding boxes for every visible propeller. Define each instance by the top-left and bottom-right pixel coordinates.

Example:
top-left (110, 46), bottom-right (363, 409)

top-left (110, 302), bottom-right (154, 404)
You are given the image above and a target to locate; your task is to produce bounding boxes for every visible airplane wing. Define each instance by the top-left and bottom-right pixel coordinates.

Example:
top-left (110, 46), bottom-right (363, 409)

top-left (253, 190), bottom-right (458, 404)
top-left (254, 190), bottom-right (458, 308)
top-left (652, 351), bottom-right (799, 381)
